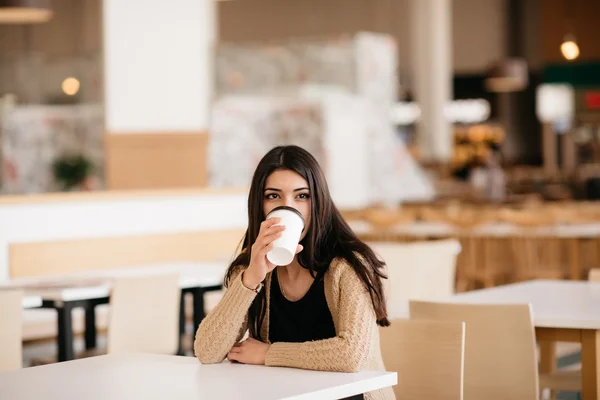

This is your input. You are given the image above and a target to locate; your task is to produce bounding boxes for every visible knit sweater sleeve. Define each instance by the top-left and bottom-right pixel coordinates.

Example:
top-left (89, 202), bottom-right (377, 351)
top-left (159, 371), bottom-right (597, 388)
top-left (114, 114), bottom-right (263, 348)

top-left (193, 267), bottom-right (258, 364)
top-left (265, 263), bottom-right (377, 373)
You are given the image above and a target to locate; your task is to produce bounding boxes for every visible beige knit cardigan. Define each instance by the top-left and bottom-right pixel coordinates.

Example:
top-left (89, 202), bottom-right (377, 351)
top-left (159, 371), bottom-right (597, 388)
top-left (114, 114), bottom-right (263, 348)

top-left (194, 258), bottom-right (395, 400)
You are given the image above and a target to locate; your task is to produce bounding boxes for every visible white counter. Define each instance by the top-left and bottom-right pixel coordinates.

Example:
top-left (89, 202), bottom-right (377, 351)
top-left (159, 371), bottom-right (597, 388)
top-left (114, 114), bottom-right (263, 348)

top-left (0, 189), bottom-right (248, 281)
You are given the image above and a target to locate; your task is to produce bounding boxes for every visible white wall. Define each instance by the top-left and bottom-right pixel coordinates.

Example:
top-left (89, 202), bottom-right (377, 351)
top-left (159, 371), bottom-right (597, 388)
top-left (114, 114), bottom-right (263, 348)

top-left (452, 0), bottom-right (506, 74)
top-left (103, 0), bottom-right (216, 132)
top-left (1, 0), bottom-right (515, 105)
top-left (218, 0), bottom-right (509, 76)
top-left (522, 0), bottom-right (542, 71)
top-left (0, 191), bottom-right (248, 281)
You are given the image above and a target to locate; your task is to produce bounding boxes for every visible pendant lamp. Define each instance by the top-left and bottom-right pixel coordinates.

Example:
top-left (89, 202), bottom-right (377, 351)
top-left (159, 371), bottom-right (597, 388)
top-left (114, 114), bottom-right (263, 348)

top-left (0, 0), bottom-right (52, 24)
top-left (484, 58), bottom-right (528, 93)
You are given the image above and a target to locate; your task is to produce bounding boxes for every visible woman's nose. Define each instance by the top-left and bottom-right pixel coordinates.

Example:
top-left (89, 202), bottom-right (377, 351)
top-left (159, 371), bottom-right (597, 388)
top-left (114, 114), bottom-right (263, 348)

top-left (283, 197), bottom-right (295, 208)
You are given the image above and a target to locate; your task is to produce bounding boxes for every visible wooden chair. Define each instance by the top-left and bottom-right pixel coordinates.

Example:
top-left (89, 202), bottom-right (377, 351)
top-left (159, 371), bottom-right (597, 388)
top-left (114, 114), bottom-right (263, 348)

top-left (547, 206), bottom-right (590, 224)
top-left (538, 268), bottom-right (600, 395)
top-left (340, 208), bottom-right (365, 222)
top-left (414, 206), bottom-right (503, 291)
top-left (369, 239), bottom-right (460, 317)
top-left (509, 234), bottom-right (569, 282)
top-left (363, 207), bottom-right (415, 230)
top-left (379, 319), bottom-right (465, 400)
top-left (498, 208), bottom-right (556, 227)
top-left (500, 209), bottom-right (570, 282)
top-left (456, 235), bottom-right (511, 292)
top-left (419, 204), bottom-right (495, 230)
top-left (30, 274), bottom-right (181, 366)
top-left (410, 301), bottom-right (539, 400)
top-left (107, 273), bottom-right (180, 354)
top-left (0, 290), bottom-right (23, 372)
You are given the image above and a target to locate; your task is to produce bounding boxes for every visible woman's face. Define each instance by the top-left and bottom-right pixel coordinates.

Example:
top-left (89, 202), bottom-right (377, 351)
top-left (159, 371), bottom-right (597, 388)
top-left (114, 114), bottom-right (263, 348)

top-left (263, 169), bottom-right (311, 239)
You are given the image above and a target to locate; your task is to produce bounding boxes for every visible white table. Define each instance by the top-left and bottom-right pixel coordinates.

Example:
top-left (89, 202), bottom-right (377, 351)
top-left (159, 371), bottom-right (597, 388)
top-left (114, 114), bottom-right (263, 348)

top-left (0, 353), bottom-right (397, 400)
top-left (445, 280), bottom-right (600, 329)
top-left (392, 280), bottom-right (600, 399)
top-left (5, 261), bottom-right (226, 302)
top-left (22, 295), bottom-right (42, 309)
top-left (2, 262), bottom-right (227, 361)
top-left (351, 220), bottom-right (600, 239)
top-left (0, 289), bottom-right (42, 309)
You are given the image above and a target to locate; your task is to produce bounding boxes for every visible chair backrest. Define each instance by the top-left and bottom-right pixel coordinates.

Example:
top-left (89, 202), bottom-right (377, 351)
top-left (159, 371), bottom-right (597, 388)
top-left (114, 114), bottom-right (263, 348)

top-left (370, 239), bottom-right (461, 315)
top-left (379, 319), bottom-right (465, 400)
top-left (589, 268), bottom-right (600, 282)
top-left (107, 274), bottom-right (180, 355)
top-left (0, 290), bottom-right (23, 372)
top-left (410, 301), bottom-right (539, 400)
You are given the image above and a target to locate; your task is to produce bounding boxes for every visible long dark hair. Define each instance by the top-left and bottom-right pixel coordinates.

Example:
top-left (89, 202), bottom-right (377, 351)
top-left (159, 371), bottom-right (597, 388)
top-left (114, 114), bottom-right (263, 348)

top-left (225, 145), bottom-right (390, 339)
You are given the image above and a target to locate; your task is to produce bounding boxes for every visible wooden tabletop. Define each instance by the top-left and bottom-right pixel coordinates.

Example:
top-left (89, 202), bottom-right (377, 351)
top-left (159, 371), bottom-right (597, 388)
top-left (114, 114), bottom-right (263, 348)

top-left (0, 353), bottom-right (397, 400)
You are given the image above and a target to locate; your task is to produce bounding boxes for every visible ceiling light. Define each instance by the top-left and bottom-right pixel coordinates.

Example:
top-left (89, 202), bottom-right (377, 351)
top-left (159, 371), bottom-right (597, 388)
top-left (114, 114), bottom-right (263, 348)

top-left (0, 0), bottom-right (52, 24)
top-left (560, 34), bottom-right (580, 61)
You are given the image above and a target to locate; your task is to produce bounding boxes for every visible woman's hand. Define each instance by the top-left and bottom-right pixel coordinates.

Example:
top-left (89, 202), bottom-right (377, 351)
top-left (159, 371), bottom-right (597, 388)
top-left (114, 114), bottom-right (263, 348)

top-left (242, 218), bottom-right (303, 290)
top-left (227, 338), bottom-right (270, 365)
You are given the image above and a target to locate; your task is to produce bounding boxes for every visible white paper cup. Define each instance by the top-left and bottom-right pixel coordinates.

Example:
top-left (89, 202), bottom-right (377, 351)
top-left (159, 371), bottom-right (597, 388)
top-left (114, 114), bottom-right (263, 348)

top-left (265, 206), bottom-right (305, 266)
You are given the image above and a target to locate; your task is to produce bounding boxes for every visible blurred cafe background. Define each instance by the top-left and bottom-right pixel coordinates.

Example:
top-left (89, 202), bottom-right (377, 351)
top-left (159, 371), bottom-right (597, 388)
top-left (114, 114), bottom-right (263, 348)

top-left (0, 1), bottom-right (599, 399)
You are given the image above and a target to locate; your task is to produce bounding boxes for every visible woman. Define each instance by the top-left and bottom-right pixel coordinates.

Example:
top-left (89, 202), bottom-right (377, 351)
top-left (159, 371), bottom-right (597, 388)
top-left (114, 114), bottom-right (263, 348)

top-left (194, 145), bottom-right (394, 400)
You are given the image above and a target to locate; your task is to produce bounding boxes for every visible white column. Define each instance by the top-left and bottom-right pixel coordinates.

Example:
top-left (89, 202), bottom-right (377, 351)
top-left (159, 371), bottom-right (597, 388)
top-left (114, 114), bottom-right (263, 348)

top-left (409, 0), bottom-right (453, 162)
top-left (103, 0), bottom-right (216, 133)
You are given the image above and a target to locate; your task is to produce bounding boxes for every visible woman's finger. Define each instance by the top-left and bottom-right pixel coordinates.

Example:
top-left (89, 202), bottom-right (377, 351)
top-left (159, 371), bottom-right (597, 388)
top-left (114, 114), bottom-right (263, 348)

top-left (259, 218), bottom-right (281, 233)
top-left (261, 227), bottom-right (284, 240)
top-left (259, 225), bottom-right (285, 239)
top-left (252, 227), bottom-right (283, 250)
top-left (257, 242), bottom-right (275, 258)
top-left (257, 231), bottom-right (283, 247)
top-left (228, 346), bottom-right (242, 354)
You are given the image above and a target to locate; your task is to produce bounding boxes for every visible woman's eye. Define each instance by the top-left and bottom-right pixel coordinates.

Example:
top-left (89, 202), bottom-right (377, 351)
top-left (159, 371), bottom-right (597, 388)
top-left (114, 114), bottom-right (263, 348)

top-left (297, 193), bottom-right (310, 199)
top-left (265, 193), bottom-right (279, 200)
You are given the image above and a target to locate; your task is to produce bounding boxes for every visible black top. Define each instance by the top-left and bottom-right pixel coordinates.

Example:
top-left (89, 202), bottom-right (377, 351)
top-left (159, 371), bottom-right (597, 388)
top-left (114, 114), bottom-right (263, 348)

top-left (268, 269), bottom-right (336, 344)
top-left (268, 269), bottom-right (364, 400)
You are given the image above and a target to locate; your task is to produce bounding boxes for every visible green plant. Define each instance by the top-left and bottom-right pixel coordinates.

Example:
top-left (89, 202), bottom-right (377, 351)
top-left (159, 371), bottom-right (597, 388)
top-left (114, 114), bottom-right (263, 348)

top-left (52, 154), bottom-right (94, 191)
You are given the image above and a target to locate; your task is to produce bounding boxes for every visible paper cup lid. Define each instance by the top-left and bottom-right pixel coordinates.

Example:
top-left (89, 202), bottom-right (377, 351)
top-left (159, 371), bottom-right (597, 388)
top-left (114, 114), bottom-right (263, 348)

top-left (266, 206), bottom-right (305, 228)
